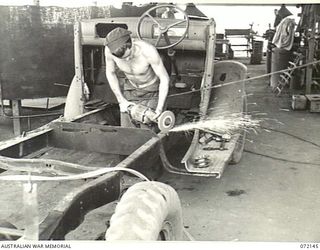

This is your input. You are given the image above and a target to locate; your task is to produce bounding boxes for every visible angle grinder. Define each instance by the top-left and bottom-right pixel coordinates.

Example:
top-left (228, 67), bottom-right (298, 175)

top-left (127, 104), bottom-right (175, 133)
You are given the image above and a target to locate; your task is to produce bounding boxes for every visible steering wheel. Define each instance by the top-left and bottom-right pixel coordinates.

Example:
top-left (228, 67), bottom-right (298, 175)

top-left (136, 4), bottom-right (189, 50)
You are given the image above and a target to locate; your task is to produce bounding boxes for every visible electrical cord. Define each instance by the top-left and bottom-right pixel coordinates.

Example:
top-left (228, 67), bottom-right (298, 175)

top-left (260, 126), bottom-right (320, 148)
top-left (244, 149), bottom-right (320, 166)
top-left (245, 125), bottom-right (320, 166)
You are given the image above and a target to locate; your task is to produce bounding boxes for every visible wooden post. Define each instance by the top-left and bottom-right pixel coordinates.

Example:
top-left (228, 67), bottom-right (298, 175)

top-left (306, 6), bottom-right (316, 94)
top-left (306, 33), bottom-right (315, 94)
top-left (74, 22), bottom-right (84, 95)
top-left (12, 100), bottom-right (22, 136)
top-left (90, 49), bottom-right (95, 83)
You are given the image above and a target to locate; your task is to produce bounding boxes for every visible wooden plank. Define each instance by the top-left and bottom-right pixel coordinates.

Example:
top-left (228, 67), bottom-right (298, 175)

top-left (306, 19), bottom-right (315, 94)
top-left (12, 100), bottom-right (22, 136)
top-left (225, 29), bottom-right (251, 36)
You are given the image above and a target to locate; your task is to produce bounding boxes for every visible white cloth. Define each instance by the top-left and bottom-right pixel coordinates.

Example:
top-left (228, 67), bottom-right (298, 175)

top-left (272, 16), bottom-right (296, 51)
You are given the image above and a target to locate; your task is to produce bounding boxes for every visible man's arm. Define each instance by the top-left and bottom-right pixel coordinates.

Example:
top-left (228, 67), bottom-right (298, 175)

top-left (143, 44), bottom-right (170, 117)
top-left (105, 47), bottom-right (132, 112)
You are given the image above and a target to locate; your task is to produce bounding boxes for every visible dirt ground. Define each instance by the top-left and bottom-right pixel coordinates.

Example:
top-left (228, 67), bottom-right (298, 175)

top-left (0, 57), bottom-right (320, 241)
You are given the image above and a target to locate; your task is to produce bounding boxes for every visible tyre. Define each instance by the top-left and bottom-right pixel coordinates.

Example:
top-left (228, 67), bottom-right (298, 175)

top-left (105, 181), bottom-right (183, 241)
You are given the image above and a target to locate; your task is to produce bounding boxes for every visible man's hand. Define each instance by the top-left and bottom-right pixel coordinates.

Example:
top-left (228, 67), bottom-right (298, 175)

top-left (119, 100), bottom-right (135, 113)
top-left (151, 108), bottom-right (162, 121)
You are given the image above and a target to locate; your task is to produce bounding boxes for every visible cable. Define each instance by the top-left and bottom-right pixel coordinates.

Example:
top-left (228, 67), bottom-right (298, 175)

top-left (260, 126), bottom-right (320, 148)
top-left (0, 167), bottom-right (150, 182)
top-left (135, 58), bottom-right (320, 101)
top-left (244, 149), bottom-right (320, 166)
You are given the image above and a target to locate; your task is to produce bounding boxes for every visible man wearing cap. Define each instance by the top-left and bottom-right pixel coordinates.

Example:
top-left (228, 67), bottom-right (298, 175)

top-left (272, 4), bottom-right (295, 51)
top-left (104, 27), bottom-right (170, 128)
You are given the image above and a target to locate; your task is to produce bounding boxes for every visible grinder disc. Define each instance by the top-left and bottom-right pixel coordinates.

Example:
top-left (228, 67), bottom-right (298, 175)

top-left (157, 110), bottom-right (175, 133)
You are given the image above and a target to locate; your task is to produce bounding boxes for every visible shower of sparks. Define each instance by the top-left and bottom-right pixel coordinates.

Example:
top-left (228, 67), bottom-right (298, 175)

top-left (170, 112), bottom-right (262, 135)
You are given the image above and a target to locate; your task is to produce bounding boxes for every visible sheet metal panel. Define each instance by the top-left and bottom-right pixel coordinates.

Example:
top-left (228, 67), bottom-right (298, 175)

top-left (0, 6), bottom-right (110, 100)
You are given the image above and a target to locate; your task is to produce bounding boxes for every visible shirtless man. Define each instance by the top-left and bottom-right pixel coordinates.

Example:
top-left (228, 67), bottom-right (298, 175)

top-left (105, 27), bottom-right (170, 128)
